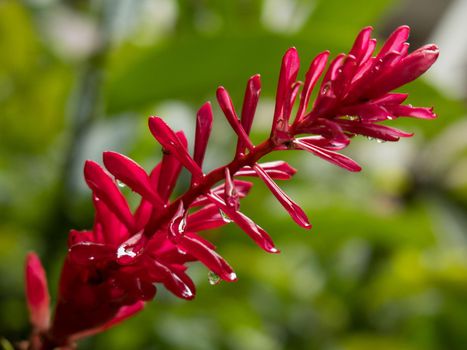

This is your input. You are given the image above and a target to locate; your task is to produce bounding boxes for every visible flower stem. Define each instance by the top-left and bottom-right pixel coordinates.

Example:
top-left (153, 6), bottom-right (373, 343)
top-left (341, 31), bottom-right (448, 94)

top-left (144, 138), bottom-right (276, 237)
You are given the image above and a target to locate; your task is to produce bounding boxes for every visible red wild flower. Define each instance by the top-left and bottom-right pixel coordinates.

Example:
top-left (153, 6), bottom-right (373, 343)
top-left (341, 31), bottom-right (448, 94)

top-left (24, 25), bottom-right (438, 350)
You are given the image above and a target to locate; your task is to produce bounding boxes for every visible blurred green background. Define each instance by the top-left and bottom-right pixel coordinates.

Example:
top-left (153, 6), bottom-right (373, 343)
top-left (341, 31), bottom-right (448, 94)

top-left (1, 0), bottom-right (467, 349)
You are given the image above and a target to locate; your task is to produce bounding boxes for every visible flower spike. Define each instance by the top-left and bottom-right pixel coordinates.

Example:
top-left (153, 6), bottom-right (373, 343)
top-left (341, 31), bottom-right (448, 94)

top-left (23, 25), bottom-right (438, 348)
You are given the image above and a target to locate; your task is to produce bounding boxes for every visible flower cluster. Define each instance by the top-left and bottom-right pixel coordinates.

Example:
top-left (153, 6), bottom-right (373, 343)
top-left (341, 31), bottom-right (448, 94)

top-left (24, 26), bottom-right (438, 349)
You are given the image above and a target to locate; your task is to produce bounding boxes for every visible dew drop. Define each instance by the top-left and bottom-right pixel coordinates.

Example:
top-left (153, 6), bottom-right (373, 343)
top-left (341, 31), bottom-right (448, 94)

top-left (387, 116), bottom-right (394, 120)
top-left (219, 209), bottom-right (233, 223)
top-left (117, 180), bottom-right (126, 188)
top-left (321, 81), bottom-right (332, 95)
top-left (208, 271), bottom-right (221, 285)
top-left (366, 136), bottom-right (374, 141)
top-left (181, 285), bottom-right (194, 298)
top-left (376, 139), bottom-right (386, 144)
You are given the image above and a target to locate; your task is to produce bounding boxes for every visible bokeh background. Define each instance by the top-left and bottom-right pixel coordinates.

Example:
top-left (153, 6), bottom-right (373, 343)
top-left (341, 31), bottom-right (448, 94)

top-left (1, 0), bottom-right (467, 349)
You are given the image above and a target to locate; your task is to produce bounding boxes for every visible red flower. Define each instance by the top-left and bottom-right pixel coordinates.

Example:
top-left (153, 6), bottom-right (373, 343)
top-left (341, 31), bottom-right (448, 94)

top-left (24, 26), bottom-right (438, 349)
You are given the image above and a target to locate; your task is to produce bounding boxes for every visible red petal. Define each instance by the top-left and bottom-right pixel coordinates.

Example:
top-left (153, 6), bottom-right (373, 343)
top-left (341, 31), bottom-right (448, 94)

top-left (253, 163), bottom-right (311, 228)
top-left (148, 117), bottom-right (203, 179)
top-left (177, 234), bottom-right (237, 282)
top-left (361, 38), bottom-right (377, 64)
top-left (216, 87), bottom-right (255, 152)
top-left (168, 201), bottom-right (187, 243)
top-left (206, 192), bottom-right (278, 253)
top-left (134, 199), bottom-right (153, 232)
top-left (116, 233), bottom-right (147, 265)
top-left (103, 152), bottom-right (163, 207)
top-left (157, 132), bottom-right (185, 201)
top-left (333, 54), bottom-right (358, 98)
top-left (25, 253), bottom-right (50, 331)
top-left (68, 242), bottom-right (114, 266)
top-left (282, 81), bottom-right (302, 126)
top-left (313, 53), bottom-right (346, 114)
top-left (273, 48), bottom-right (300, 131)
top-left (93, 195), bottom-right (129, 245)
top-left (339, 102), bottom-right (392, 121)
top-left (377, 25), bottom-right (410, 59)
top-left (236, 74), bottom-right (261, 154)
top-left (371, 44), bottom-right (439, 96)
top-left (186, 204), bottom-right (226, 231)
top-left (295, 51), bottom-right (329, 122)
top-left (349, 26), bottom-right (373, 63)
top-left (295, 136), bottom-right (348, 150)
top-left (148, 260), bottom-right (195, 299)
top-left (372, 93), bottom-right (409, 105)
top-left (68, 230), bottom-right (96, 247)
top-left (193, 102), bottom-right (213, 168)
top-left (235, 161), bottom-right (296, 180)
top-left (84, 160), bottom-right (134, 230)
top-left (224, 168), bottom-right (239, 210)
top-left (337, 120), bottom-right (413, 141)
top-left (294, 139), bottom-right (362, 172)
top-left (389, 104), bottom-right (436, 119)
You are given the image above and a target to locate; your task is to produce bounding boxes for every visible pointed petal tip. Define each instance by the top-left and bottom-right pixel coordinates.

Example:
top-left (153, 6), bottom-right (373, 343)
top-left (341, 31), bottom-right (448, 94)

top-left (83, 159), bottom-right (102, 180)
top-left (269, 247), bottom-right (281, 254)
top-left (228, 272), bottom-right (238, 282)
top-left (284, 47), bottom-right (299, 61)
top-left (392, 25), bottom-right (411, 40)
top-left (397, 24), bottom-right (411, 33)
top-left (198, 101), bottom-right (212, 118)
top-left (249, 74), bottom-right (261, 88)
top-left (302, 222), bottom-right (312, 229)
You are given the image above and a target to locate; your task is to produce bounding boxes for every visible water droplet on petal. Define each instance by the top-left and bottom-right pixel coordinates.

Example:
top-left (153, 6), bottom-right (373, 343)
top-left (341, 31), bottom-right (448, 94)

top-left (387, 116), bottom-right (394, 120)
top-left (321, 81), bottom-right (332, 95)
top-left (117, 180), bottom-right (126, 188)
top-left (116, 233), bottom-right (145, 265)
top-left (219, 209), bottom-right (233, 223)
top-left (117, 245), bottom-right (138, 264)
top-left (366, 136), bottom-right (374, 141)
top-left (208, 271), bottom-right (221, 285)
top-left (376, 139), bottom-right (386, 144)
top-left (182, 285), bottom-right (194, 298)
